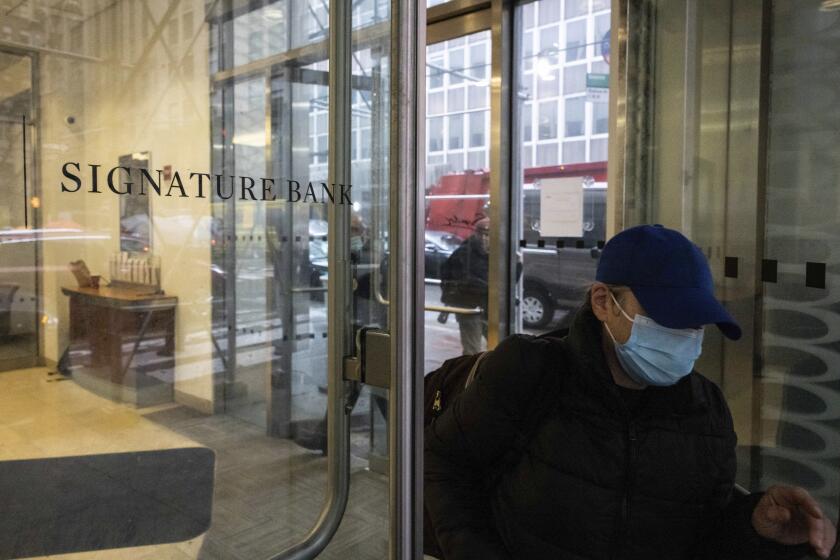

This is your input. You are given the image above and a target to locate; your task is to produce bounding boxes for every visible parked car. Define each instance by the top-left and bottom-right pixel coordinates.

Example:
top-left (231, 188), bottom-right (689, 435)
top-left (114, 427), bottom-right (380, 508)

top-left (520, 246), bottom-right (601, 329)
top-left (424, 230), bottom-right (463, 279)
top-left (312, 230), bottom-right (464, 282)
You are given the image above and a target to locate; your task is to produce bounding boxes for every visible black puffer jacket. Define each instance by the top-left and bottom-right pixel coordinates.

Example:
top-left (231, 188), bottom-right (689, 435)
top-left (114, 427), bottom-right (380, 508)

top-left (425, 303), bottom-right (812, 560)
top-left (439, 235), bottom-right (489, 309)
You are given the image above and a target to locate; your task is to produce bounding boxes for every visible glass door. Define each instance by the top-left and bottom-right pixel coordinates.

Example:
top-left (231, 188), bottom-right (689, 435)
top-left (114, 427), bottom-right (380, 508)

top-left (0, 50), bottom-right (38, 372)
top-left (423, 15), bottom-right (494, 373)
top-left (511, 0), bottom-right (611, 337)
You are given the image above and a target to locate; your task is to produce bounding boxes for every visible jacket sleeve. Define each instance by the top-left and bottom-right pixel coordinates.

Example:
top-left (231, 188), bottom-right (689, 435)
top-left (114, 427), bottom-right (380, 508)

top-left (692, 387), bottom-right (812, 560)
top-left (424, 335), bottom-right (550, 560)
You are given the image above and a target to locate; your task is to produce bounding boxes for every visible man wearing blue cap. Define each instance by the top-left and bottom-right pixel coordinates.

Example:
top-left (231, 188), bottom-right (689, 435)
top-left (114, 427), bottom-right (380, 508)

top-left (425, 225), bottom-right (836, 559)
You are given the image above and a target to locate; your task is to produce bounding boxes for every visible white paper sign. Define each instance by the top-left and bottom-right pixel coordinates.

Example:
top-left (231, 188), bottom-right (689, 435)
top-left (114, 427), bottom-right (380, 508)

top-left (586, 86), bottom-right (609, 103)
top-left (539, 177), bottom-right (583, 237)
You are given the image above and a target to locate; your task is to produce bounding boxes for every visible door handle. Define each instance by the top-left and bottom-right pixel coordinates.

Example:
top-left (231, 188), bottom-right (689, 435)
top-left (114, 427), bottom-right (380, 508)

top-left (269, 0), bottom-right (353, 557)
top-left (344, 327), bottom-right (391, 389)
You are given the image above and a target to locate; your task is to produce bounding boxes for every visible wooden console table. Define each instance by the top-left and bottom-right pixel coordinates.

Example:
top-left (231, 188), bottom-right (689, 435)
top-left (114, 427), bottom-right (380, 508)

top-left (61, 286), bottom-right (177, 406)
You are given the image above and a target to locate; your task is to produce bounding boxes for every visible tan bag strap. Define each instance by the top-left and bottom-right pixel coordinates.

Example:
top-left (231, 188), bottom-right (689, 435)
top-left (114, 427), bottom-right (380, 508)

top-left (464, 351), bottom-right (488, 389)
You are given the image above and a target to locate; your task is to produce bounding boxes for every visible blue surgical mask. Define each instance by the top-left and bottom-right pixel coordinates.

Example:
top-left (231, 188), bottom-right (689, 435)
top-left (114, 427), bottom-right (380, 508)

top-left (603, 291), bottom-right (704, 387)
top-left (350, 236), bottom-right (364, 253)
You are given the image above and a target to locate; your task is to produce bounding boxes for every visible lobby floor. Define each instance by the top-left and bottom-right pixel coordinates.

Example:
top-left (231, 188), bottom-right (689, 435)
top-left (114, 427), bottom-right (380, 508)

top-left (0, 367), bottom-right (388, 560)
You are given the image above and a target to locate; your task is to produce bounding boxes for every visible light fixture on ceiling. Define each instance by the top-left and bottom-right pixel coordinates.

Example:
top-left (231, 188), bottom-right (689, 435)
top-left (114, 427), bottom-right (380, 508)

top-left (820, 0), bottom-right (840, 10)
top-left (231, 132), bottom-right (265, 147)
top-left (262, 8), bottom-right (285, 21)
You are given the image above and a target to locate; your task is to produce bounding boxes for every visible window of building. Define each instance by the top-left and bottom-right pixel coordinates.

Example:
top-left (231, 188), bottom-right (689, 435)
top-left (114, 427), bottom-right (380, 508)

top-left (537, 68), bottom-right (560, 97)
top-left (448, 87), bottom-right (465, 112)
top-left (539, 0), bottom-right (562, 23)
top-left (428, 91), bottom-right (445, 115)
top-left (563, 64), bottom-right (587, 95)
top-left (429, 56), bottom-right (445, 88)
top-left (429, 116), bottom-right (444, 152)
top-left (565, 0), bottom-right (588, 19)
top-left (539, 27), bottom-right (560, 65)
top-left (537, 142), bottom-right (559, 166)
top-left (469, 110), bottom-right (485, 147)
top-left (470, 43), bottom-right (487, 79)
top-left (593, 101), bottom-right (609, 134)
top-left (539, 100), bottom-right (558, 139)
top-left (522, 144), bottom-right (534, 167)
top-left (467, 149), bottom-right (485, 170)
top-left (523, 30), bottom-right (534, 71)
top-left (523, 103), bottom-right (533, 142)
top-left (564, 96), bottom-right (585, 136)
top-left (565, 19), bottom-right (587, 62)
top-left (448, 114), bottom-right (463, 149)
top-left (523, 2), bottom-right (536, 27)
top-left (448, 48), bottom-right (464, 85)
top-left (590, 137), bottom-right (608, 161)
top-left (562, 139), bottom-right (586, 163)
top-left (448, 151), bottom-right (465, 172)
top-left (468, 84), bottom-right (487, 110)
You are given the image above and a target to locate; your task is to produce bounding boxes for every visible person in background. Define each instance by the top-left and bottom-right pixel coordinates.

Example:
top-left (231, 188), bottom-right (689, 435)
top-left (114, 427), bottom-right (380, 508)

top-left (440, 217), bottom-right (490, 355)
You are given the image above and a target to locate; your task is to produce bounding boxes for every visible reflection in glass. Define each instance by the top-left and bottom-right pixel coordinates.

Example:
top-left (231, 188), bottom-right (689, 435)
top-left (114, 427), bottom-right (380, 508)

top-left (0, 51), bottom-right (37, 369)
top-left (0, 1), bottom-right (390, 558)
top-left (515, 0), bottom-right (610, 336)
top-left (424, 31), bottom-right (492, 372)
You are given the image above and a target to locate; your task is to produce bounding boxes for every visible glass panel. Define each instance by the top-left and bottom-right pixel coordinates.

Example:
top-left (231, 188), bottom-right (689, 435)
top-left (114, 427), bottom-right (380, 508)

top-left (448, 48), bottom-right (465, 86)
top-left (564, 96), bottom-right (585, 136)
top-left (429, 116), bottom-right (445, 152)
top-left (626, 0), bottom-right (840, 521)
top-left (565, 0), bottom-right (589, 19)
top-left (590, 137), bottom-right (608, 160)
top-left (514, 0), bottom-right (610, 335)
top-left (540, 0), bottom-right (563, 23)
top-left (469, 111), bottom-right (486, 147)
top-left (469, 42), bottom-right (488, 80)
top-left (758, 0), bottom-right (840, 515)
top-left (522, 144), bottom-right (534, 167)
top-left (562, 139), bottom-right (586, 163)
top-left (536, 142), bottom-right (560, 166)
top-left (537, 67), bottom-right (561, 97)
top-left (522, 103), bottom-right (533, 141)
top-left (565, 19), bottom-right (587, 62)
top-left (449, 114), bottom-right (464, 149)
top-left (231, 2), bottom-right (289, 65)
top-left (523, 2), bottom-right (537, 27)
top-left (225, 77), bottom-right (269, 428)
top-left (329, 10), bottom-right (392, 545)
top-left (448, 87), bottom-right (465, 112)
top-left (0, 52), bottom-right (37, 370)
top-left (539, 100), bottom-right (558, 139)
top-left (593, 100), bottom-right (609, 134)
top-left (424, 30), bottom-right (492, 372)
top-left (0, 2), bottom-right (388, 558)
top-left (563, 64), bottom-right (587, 94)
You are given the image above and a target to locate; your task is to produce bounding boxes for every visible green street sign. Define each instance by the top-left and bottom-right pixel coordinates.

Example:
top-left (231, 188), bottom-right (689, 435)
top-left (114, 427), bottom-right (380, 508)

top-left (586, 73), bottom-right (609, 89)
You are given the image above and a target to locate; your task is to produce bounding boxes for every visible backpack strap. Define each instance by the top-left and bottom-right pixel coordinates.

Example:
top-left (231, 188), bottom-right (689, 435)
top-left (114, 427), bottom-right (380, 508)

top-left (464, 351), bottom-right (489, 389)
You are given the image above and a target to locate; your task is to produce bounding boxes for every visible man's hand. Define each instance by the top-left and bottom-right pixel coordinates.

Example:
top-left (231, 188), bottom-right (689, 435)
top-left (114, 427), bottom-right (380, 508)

top-left (751, 485), bottom-right (837, 558)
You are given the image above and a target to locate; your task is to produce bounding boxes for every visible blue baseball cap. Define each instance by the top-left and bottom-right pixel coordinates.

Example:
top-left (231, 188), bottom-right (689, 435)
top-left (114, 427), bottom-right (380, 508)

top-left (595, 224), bottom-right (742, 340)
